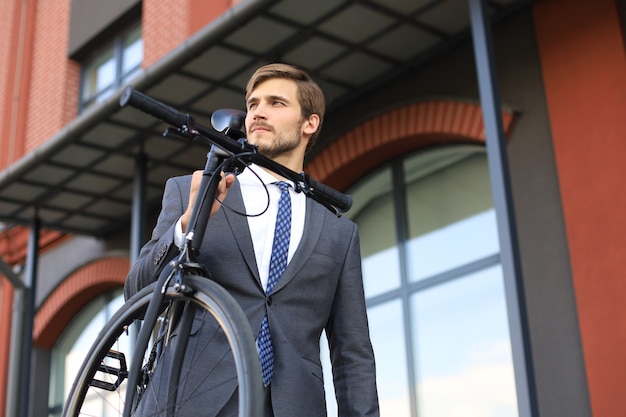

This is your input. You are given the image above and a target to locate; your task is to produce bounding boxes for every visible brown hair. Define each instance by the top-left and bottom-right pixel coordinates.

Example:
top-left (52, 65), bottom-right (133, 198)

top-left (246, 63), bottom-right (325, 151)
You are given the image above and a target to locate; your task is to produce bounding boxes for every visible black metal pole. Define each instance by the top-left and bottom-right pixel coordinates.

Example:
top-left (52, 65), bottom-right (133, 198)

top-left (131, 151), bottom-right (147, 264)
top-left (19, 214), bottom-right (40, 417)
top-left (468, 1), bottom-right (537, 416)
top-left (0, 255), bottom-right (24, 289)
top-left (6, 289), bottom-right (24, 417)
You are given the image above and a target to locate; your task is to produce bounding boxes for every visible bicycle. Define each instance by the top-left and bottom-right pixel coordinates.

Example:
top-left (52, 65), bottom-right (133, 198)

top-left (61, 86), bottom-right (352, 417)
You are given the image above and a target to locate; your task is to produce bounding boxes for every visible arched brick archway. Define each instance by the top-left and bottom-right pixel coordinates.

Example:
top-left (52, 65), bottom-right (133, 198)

top-left (33, 256), bottom-right (129, 349)
top-left (306, 100), bottom-right (515, 191)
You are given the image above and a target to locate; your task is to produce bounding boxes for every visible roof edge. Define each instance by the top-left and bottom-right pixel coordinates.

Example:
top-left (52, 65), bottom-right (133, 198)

top-left (0, 0), bottom-right (274, 190)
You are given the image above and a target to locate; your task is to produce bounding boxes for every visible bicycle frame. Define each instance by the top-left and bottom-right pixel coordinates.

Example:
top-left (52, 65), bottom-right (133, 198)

top-left (123, 148), bottom-right (250, 417)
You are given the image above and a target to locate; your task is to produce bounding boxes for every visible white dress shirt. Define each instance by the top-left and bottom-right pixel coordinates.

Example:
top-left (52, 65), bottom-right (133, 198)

top-left (175, 164), bottom-right (305, 291)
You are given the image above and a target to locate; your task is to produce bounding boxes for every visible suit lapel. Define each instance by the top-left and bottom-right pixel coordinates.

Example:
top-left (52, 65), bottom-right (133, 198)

top-left (221, 181), bottom-right (262, 286)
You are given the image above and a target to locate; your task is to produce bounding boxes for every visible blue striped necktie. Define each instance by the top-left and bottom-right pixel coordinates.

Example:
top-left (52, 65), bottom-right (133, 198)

top-left (258, 181), bottom-right (291, 386)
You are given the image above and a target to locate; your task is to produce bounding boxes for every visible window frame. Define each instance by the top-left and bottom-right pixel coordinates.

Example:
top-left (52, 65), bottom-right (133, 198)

top-left (78, 24), bottom-right (142, 112)
top-left (322, 144), bottom-right (518, 417)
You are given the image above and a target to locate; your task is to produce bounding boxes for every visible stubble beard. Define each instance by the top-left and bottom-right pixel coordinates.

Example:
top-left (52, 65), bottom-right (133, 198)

top-left (255, 122), bottom-right (302, 159)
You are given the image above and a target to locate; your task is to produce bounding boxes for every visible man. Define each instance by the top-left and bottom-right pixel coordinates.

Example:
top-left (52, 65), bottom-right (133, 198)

top-left (125, 63), bottom-right (379, 417)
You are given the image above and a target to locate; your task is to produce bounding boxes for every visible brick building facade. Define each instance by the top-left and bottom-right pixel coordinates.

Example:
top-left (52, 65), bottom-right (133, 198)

top-left (1, 1), bottom-right (625, 416)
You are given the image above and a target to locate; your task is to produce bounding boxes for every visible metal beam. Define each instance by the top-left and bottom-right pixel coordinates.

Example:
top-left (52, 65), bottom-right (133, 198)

top-left (0, 255), bottom-right (24, 289)
top-left (131, 151), bottom-right (147, 264)
top-left (19, 216), bottom-right (39, 417)
top-left (5, 216), bottom-right (40, 417)
top-left (468, 0), bottom-right (538, 416)
top-left (5, 287), bottom-right (24, 417)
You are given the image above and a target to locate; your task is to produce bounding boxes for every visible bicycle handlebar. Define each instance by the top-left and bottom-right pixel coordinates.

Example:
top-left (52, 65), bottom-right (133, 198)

top-left (120, 87), bottom-right (352, 214)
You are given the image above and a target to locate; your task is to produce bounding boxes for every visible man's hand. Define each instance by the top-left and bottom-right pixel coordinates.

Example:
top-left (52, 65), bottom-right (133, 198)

top-left (180, 170), bottom-right (235, 233)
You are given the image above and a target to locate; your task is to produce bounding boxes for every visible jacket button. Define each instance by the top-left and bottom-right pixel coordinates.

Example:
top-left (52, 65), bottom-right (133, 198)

top-left (267, 296), bottom-right (273, 306)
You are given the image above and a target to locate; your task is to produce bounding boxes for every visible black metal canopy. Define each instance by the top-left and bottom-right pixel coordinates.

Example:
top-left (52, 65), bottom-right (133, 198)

top-left (0, 0), bottom-right (526, 237)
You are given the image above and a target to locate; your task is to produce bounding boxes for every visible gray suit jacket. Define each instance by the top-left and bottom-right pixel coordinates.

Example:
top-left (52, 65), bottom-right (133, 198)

top-left (125, 174), bottom-right (379, 417)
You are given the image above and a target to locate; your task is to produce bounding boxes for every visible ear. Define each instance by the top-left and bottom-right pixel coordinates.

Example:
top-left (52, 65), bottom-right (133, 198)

top-left (302, 114), bottom-right (320, 137)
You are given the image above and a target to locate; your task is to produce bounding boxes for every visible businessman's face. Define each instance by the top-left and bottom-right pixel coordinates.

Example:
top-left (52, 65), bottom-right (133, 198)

top-left (245, 78), bottom-right (317, 169)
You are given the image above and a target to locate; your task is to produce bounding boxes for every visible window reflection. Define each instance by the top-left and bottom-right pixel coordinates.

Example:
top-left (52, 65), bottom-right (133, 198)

top-left (347, 168), bottom-right (401, 298)
top-left (325, 144), bottom-right (519, 417)
top-left (404, 148), bottom-right (499, 282)
top-left (412, 265), bottom-right (517, 417)
top-left (48, 290), bottom-right (124, 416)
top-left (82, 51), bottom-right (115, 103)
top-left (407, 209), bottom-right (499, 280)
top-left (368, 301), bottom-right (410, 416)
top-left (321, 301), bottom-right (411, 416)
top-left (122, 28), bottom-right (143, 79)
top-left (362, 246), bottom-right (401, 298)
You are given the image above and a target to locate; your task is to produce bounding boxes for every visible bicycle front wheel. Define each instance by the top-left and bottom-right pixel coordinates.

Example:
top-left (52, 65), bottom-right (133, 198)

top-left (62, 275), bottom-right (263, 417)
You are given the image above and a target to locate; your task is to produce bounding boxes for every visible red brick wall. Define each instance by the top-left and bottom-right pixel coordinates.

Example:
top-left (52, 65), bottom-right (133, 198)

top-left (0, 0), bottom-right (27, 170)
top-left (0, 0), bottom-right (15, 137)
top-left (142, 0), bottom-right (231, 67)
top-left (24, 0), bottom-right (77, 152)
top-left (142, 0), bottom-right (190, 67)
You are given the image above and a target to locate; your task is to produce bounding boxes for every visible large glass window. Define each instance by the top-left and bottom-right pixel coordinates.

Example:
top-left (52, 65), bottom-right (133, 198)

top-left (322, 144), bottom-right (518, 416)
top-left (350, 167), bottom-right (401, 298)
top-left (403, 147), bottom-right (499, 282)
top-left (80, 25), bottom-right (142, 111)
top-left (412, 265), bottom-right (516, 416)
top-left (48, 290), bottom-right (125, 416)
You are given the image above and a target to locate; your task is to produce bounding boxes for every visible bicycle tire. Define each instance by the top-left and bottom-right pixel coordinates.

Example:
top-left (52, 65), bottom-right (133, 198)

top-left (62, 275), bottom-right (263, 417)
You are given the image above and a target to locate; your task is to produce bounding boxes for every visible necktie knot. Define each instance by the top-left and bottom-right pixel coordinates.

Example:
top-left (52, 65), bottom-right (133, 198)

top-left (275, 181), bottom-right (290, 195)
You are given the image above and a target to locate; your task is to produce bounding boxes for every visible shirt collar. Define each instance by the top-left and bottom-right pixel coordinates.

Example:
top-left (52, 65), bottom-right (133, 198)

top-left (240, 163), bottom-right (293, 188)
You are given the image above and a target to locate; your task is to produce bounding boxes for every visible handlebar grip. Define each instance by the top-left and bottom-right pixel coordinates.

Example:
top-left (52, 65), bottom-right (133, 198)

top-left (307, 177), bottom-right (353, 213)
top-left (120, 87), bottom-right (188, 128)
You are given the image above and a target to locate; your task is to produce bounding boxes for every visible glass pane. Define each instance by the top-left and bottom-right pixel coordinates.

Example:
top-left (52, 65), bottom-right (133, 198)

top-left (411, 265), bottom-right (518, 417)
top-left (320, 332), bottom-right (337, 416)
top-left (347, 167), bottom-right (401, 298)
top-left (122, 26), bottom-right (143, 80)
top-left (49, 291), bottom-right (124, 415)
top-left (321, 300), bottom-right (410, 416)
top-left (368, 300), bottom-right (410, 416)
top-left (82, 50), bottom-right (115, 103)
top-left (404, 146), bottom-right (499, 281)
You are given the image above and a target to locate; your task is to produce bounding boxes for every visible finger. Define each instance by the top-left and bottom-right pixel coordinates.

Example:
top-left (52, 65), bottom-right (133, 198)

top-left (223, 173), bottom-right (235, 188)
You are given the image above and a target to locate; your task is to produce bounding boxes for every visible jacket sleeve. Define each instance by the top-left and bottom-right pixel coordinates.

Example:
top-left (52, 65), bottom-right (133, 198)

top-left (124, 176), bottom-right (189, 300)
top-left (326, 223), bottom-right (380, 417)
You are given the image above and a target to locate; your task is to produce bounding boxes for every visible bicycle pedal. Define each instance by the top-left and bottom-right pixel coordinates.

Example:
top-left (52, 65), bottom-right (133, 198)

top-left (90, 350), bottom-right (128, 391)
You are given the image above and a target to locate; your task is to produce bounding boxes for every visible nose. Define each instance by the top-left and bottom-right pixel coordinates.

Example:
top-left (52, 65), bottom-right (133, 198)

top-left (245, 105), bottom-right (265, 132)
top-left (250, 103), bottom-right (267, 120)
top-left (245, 111), bottom-right (257, 127)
